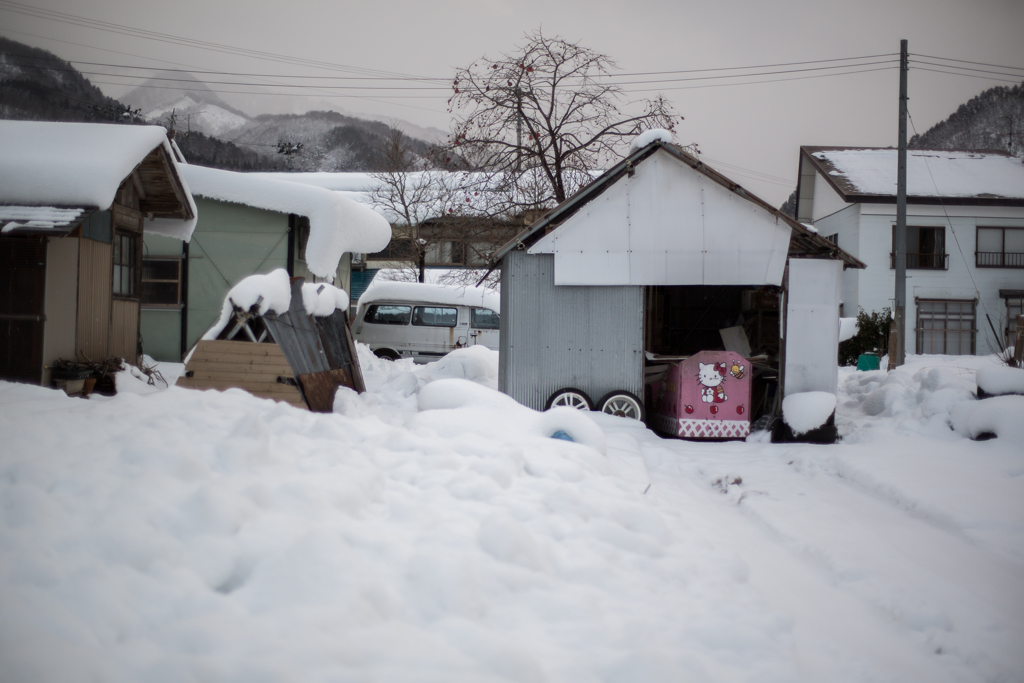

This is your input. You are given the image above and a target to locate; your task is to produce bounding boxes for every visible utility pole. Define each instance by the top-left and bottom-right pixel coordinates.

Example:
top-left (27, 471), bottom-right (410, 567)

top-left (893, 39), bottom-right (909, 368)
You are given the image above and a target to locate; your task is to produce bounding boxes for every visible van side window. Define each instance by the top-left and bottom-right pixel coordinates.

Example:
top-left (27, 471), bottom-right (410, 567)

top-left (413, 306), bottom-right (458, 327)
top-left (471, 308), bottom-right (499, 329)
top-left (365, 304), bottom-right (411, 325)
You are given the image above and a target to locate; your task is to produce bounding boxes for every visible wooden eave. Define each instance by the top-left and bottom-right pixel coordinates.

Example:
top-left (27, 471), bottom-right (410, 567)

top-left (132, 145), bottom-right (194, 220)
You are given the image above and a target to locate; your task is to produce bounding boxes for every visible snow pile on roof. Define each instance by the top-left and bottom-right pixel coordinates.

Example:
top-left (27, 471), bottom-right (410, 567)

top-left (201, 270), bottom-right (353, 342)
top-left (201, 269), bottom-right (292, 341)
top-left (0, 121), bottom-right (198, 240)
top-left (813, 149), bottom-right (1024, 199)
top-left (359, 279), bottom-right (500, 312)
top-left (301, 281), bottom-right (350, 317)
top-left (630, 128), bottom-right (674, 152)
top-left (180, 165), bottom-right (391, 278)
top-left (782, 391), bottom-right (837, 435)
top-left (0, 206), bottom-right (86, 233)
top-left (976, 365), bottom-right (1024, 397)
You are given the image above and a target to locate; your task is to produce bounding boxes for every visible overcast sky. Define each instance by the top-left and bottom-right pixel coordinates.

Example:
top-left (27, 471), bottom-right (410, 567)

top-left (3, 0), bottom-right (1023, 205)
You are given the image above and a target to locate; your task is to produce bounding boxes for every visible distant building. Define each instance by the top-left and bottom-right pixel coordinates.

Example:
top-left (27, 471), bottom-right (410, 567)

top-left (796, 146), bottom-right (1024, 356)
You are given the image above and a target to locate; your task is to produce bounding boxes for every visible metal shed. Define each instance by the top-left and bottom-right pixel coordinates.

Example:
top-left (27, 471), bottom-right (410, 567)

top-left (493, 139), bottom-right (864, 436)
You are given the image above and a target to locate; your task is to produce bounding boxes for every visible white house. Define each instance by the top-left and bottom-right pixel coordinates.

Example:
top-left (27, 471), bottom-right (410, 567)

top-left (796, 146), bottom-right (1024, 356)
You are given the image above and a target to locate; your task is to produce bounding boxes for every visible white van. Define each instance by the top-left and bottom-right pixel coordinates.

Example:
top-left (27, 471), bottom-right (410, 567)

top-left (353, 281), bottom-right (500, 362)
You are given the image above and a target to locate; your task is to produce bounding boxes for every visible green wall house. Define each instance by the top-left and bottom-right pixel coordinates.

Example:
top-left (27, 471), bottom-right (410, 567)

top-left (141, 165), bottom-right (391, 362)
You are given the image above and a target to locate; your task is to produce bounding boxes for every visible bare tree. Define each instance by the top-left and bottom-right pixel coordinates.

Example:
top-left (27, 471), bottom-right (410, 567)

top-left (444, 29), bottom-right (686, 208)
top-left (369, 126), bottom-right (516, 285)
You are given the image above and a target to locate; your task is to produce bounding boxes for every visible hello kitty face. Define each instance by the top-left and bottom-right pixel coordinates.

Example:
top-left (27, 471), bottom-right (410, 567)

top-left (697, 362), bottom-right (726, 388)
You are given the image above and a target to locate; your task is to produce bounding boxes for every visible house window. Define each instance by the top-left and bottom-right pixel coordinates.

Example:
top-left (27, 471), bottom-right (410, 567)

top-left (1003, 292), bottom-right (1023, 346)
top-left (112, 231), bottom-right (140, 297)
top-left (824, 233), bottom-right (838, 245)
top-left (916, 299), bottom-right (975, 355)
top-left (976, 227), bottom-right (1024, 268)
top-left (891, 226), bottom-right (947, 270)
top-left (141, 258), bottom-right (182, 307)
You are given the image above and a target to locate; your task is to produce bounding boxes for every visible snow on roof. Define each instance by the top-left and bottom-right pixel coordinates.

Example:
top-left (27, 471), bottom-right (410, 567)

top-left (201, 269), bottom-right (352, 341)
top-left (0, 121), bottom-right (198, 240)
top-left (179, 165), bottom-right (391, 279)
top-left (359, 280), bottom-right (499, 312)
top-left (630, 128), bottom-right (674, 152)
top-left (809, 148), bottom-right (1024, 201)
top-left (0, 206), bottom-right (88, 234)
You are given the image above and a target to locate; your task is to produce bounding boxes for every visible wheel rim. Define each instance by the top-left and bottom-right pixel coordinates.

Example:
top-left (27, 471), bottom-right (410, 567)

top-left (602, 395), bottom-right (642, 419)
top-left (552, 392), bottom-right (590, 410)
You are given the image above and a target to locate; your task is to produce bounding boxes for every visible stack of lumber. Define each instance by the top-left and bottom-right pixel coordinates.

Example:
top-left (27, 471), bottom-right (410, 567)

top-left (176, 340), bottom-right (306, 409)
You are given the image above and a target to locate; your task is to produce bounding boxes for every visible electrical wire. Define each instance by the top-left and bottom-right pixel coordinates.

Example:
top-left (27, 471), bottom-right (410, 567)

top-left (912, 53), bottom-right (1024, 74)
top-left (910, 66), bottom-right (1023, 85)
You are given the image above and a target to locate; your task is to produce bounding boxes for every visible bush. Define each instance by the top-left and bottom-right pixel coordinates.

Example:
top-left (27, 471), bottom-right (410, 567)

top-left (839, 308), bottom-right (891, 366)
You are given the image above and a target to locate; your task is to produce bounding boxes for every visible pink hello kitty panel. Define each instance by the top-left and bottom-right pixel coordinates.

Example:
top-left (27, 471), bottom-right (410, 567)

top-left (652, 351), bottom-right (751, 439)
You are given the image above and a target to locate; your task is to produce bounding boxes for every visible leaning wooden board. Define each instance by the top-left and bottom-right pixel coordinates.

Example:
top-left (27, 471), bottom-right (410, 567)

top-left (176, 339), bottom-right (306, 409)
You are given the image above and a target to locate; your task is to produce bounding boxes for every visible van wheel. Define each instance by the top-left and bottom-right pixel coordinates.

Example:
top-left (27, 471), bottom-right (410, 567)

top-left (373, 349), bottom-right (401, 361)
top-left (546, 388), bottom-right (593, 411)
top-left (597, 390), bottom-right (645, 421)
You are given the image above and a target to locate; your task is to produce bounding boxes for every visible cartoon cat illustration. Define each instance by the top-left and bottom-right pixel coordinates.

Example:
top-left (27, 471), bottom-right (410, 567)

top-left (697, 362), bottom-right (728, 404)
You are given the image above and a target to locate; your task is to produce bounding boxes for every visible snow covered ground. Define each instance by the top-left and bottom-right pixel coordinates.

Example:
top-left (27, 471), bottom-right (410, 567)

top-left (0, 350), bottom-right (1021, 682)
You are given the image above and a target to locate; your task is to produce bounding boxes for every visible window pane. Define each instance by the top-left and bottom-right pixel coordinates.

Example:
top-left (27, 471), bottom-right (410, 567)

top-left (142, 282), bottom-right (179, 305)
top-left (413, 306), bottom-right (457, 327)
top-left (471, 308), bottom-right (500, 329)
top-left (977, 227), bottom-right (1002, 253)
top-left (365, 305), bottom-right (411, 325)
top-left (1005, 229), bottom-right (1024, 254)
top-left (143, 259), bottom-right (179, 280)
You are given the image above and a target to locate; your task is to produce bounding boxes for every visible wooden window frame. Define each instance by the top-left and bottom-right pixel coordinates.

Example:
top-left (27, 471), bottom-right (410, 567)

top-left (141, 256), bottom-right (183, 308)
top-left (112, 229), bottom-right (141, 299)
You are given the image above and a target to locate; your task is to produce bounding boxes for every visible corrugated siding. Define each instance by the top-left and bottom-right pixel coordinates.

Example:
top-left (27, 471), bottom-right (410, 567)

top-left (77, 238), bottom-right (111, 359)
top-left (110, 298), bottom-right (139, 363)
top-left (43, 236), bottom-right (80, 379)
top-left (500, 251), bottom-right (644, 411)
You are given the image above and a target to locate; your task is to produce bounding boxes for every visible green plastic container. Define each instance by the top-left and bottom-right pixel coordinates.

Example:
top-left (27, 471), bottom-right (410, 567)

top-left (857, 353), bottom-right (880, 371)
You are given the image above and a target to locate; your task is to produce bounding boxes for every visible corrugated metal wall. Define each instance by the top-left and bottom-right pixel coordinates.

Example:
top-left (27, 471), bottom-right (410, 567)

top-left (499, 251), bottom-right (644, 411)
top-left (110, 299), bottom-right (139, 363)
top-left (43, 236), bottom-right (79, 381)
top-left (77, 238), bottom-right (112, 359)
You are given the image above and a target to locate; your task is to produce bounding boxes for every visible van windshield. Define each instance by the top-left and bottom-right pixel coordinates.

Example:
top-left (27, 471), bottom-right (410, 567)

top-left (413, 306), bottom-right (457, 327)
top-left (364, 304), bottom-right (411, 325)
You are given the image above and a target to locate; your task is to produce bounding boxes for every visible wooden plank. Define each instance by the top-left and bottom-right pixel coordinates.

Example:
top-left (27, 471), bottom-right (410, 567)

top-left (297, 367), bottom-right (354, 413)
top-left (187, 356), bottom-right (294, 371)
top-left (178, 377), bottom-right (305, 399)
top-left (190, 339), bottom-right (288, 358)
top-left (186, 368), bottom-right (295, 383)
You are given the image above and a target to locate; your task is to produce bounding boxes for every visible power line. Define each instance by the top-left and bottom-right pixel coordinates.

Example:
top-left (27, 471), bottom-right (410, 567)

top-left (620, 66), bottom-right (897, 93)
top-left (911, 66), bottom-right (1023, 85)
top-left (912, 59), bottom-right (1024, 80)
top-left (912, 53), bottom-right (1024, 74)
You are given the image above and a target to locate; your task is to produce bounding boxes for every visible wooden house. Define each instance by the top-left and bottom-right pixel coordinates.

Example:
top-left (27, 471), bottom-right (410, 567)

top-left (0, 121), bottom-right (196, 386)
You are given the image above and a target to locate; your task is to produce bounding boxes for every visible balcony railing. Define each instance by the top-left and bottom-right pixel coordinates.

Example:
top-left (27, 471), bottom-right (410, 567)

top-left (889, 252), bottom-right (949, 270)
top-left (976, 251), bottom-right (1024, 268)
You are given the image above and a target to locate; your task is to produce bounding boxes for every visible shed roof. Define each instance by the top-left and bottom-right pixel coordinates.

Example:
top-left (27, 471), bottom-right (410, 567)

top-left (0, 121), bottom-right (197, 239)
top-left (801, 146), bottom-right (1024, 206)
top-left (178, 165), bottom-right (392, 279)
top-left (493, 140), bottom-right (863, 271)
